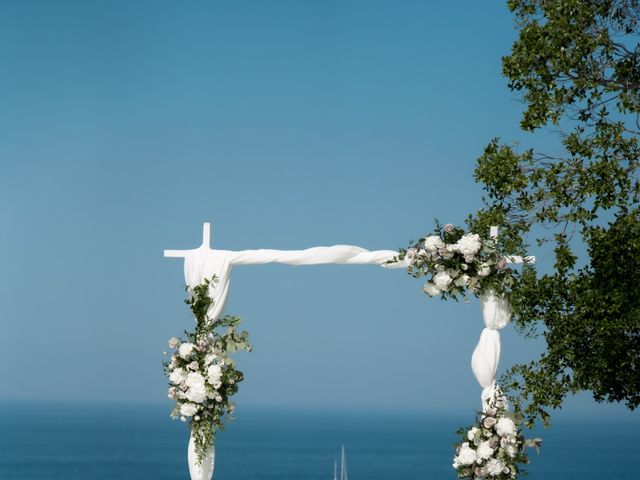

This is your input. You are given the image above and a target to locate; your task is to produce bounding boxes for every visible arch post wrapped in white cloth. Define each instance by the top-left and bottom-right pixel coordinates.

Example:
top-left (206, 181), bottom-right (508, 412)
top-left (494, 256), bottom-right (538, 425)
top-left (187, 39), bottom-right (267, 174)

top-left (188, 432), bottom-right (215, 480)
top-left (469, 226), bottom-right (535, 411)
top-left (165, 223), bottom-right (406, 480)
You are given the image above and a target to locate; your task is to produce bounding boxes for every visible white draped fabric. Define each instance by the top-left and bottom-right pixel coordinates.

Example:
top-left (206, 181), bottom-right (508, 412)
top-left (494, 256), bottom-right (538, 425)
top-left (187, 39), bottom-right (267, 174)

top-left (188, 432), bottom-right (215, 480)
top-left (184, 245), bottom-right (405, 323)
top-left (471, 290), bottom-right (512, 410)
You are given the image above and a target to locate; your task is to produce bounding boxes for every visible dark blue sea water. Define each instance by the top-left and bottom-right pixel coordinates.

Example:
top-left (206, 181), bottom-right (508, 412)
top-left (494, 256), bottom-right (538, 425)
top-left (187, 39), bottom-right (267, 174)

top-left (1, 401), bottom-right (638, 479)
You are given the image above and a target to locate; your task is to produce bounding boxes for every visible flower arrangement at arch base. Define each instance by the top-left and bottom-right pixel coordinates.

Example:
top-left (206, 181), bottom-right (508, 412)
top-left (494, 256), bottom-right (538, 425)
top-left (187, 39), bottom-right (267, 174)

top-left (163, 277), bottom-right (252, 465)
top-left (453, 388), bottom-right (541, 479)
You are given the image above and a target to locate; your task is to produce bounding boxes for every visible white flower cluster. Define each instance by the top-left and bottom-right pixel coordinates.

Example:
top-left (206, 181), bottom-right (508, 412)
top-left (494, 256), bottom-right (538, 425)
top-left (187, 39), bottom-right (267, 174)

top-left (165, 337), bottom-right (229, 421)
top-left (164, 278), bottom-right (251, 467)
top-left (402, 224), bottom-right (508, 300)
top-left (452, 392), bottom-right (528, 479)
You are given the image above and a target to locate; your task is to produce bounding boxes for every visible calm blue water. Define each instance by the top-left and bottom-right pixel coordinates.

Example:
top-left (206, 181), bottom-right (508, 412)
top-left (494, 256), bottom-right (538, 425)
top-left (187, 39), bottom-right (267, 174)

top-left (1, 402), bottom-right (638, 479)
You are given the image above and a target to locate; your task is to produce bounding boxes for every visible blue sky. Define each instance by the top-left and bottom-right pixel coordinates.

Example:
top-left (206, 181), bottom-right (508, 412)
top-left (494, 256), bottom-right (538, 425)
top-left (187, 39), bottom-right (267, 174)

top-left (0, 0), bottom-right (632, 419)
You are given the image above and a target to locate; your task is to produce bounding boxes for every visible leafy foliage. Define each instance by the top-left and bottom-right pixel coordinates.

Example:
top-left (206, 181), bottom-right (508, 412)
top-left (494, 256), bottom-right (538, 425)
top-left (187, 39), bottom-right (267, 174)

top-left (469, 0), bottom-right (640, 426)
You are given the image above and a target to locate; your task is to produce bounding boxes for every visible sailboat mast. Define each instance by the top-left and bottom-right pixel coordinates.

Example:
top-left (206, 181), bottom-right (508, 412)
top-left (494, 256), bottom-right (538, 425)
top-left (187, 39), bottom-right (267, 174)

top-left (334, 458), bottom-right (337, 480)
top-left (340, 445), bottom-right (348, 480)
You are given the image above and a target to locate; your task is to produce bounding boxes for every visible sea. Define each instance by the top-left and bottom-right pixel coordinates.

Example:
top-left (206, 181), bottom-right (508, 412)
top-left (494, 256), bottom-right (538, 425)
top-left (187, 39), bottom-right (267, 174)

top-left (1, 401), bottom-right (638, 479)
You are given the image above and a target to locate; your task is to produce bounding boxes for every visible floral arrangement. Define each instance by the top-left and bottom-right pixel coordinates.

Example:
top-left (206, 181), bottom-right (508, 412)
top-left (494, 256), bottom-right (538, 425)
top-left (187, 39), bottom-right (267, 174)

top-left (164, 277), bottom-right (252, 464)
top-left (394, 222), bottom-right (516, 300)
top-left (453, 389), bottom-right (541, 479)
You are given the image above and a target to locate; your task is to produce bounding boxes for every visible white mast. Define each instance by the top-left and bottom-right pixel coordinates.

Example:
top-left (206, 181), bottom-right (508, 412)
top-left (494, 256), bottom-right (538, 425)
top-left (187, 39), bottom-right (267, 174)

top-left (340, 445), bottom-right (348, 480)
top-left (334, 458), bottom-right (337, 480)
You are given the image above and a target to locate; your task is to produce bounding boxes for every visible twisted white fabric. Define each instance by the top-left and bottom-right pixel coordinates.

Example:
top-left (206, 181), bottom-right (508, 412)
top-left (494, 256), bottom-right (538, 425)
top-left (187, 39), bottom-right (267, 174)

top-left (471, 290), bottom-right (512, 410)
top-left (184, 245), bottom-right (405, 322)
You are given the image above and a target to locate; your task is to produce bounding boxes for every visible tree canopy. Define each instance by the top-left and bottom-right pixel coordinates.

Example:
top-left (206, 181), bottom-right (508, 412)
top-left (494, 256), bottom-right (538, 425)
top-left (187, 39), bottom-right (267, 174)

top-left (468, 0), bottom-right (640, 426)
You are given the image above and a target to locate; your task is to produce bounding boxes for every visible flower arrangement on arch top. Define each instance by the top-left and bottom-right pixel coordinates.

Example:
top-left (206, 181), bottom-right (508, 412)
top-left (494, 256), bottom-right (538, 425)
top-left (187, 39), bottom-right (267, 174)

top-left (163, 277), bottom-right (252, 465)
top-left (393, 222), bottom-right (518, 300)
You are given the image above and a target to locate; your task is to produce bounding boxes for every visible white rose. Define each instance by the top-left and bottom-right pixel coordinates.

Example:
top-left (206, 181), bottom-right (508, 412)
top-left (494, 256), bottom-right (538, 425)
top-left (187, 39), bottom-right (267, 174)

top-left (455, 274), bottom-right (470, 288)
top-left (185, 372), bottom-right (207, 404)
top-left (467, 427), bottom-right (479, 441)
top-left (477, 263), bottom-right (491, 277)
top-left (423, 235), bottom-right (444, 252)
top-left (205, 353), bottom-right (219, 365)
top-left (185, 371), bottom-right (205, 387)
top-left (456, 233), bottom-right (482, 256)
top-left (169, 368), bottom-right (187, 385)
top-left (506, 445), bottom-right (517, 458)
top-left (207, 364), bottom-right (223, 384)
top-left (433, 271), bottom-right (452, 290)
top-left (179, 343), bottom-right (194, 359)
top-left (455, 442), bottom-right (476, 466)
top-left (180, 402), bottom-right (198, 417)
top-left (185, 372), bottom-right (206, 389)
top-left (496, 417), bottom-right (517, 437)
top-left (168, 337), bottom-right (180, 348)
top-left (423, 282), bottom-right (440, 297)
top-left (476, 440), bottom-right (494, 460)
top-left (485, 458), bottom-right (506, 476)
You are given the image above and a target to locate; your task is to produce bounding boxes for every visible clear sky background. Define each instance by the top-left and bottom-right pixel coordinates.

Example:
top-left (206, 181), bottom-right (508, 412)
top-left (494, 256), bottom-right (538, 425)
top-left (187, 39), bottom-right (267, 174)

top-left (0, 0), bottom-right (634, 419)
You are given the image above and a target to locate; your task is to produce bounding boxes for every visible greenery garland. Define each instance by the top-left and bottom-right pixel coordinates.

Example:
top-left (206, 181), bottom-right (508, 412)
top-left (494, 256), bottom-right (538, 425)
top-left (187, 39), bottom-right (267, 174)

top-left (163, 277), bottom-right (252, 464)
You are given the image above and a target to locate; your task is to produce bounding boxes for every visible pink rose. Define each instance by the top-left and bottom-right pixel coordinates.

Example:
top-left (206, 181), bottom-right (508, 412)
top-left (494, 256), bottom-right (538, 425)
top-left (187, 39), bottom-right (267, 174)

top-left (444, 224), bottom-right (455, 233)
top-left (483, 416), bottom-right (497, 428)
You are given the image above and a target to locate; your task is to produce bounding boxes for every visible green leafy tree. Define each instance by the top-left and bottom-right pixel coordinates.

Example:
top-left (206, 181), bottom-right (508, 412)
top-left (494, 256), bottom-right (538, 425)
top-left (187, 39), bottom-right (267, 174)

top-left (468, 0), bottom-right (640, 426)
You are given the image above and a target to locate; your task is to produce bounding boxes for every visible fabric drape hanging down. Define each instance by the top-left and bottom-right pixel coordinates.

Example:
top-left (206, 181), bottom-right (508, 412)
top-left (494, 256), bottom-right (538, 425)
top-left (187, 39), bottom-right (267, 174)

top-left (471, 290), bottom-right (512, 410)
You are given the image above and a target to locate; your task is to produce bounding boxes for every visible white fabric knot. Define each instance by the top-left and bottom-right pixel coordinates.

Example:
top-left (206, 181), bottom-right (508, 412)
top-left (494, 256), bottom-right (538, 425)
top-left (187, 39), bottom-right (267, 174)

top-left (481, 384), bottom-right (508, 412)
top-left (480, 289), bottom-right (511, 330)
top-left (471, 328), bottom-right (501, 389)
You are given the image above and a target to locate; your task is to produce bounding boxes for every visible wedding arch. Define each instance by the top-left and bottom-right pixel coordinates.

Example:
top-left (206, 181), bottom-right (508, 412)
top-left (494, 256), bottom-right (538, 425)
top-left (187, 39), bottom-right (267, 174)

top-left (163, 222), bottom-right (537, 480)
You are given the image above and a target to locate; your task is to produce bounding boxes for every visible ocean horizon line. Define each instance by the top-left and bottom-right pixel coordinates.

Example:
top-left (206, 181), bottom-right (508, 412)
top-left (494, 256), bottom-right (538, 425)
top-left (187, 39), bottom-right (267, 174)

top-left (2, 397), bottom-right (638, 424)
